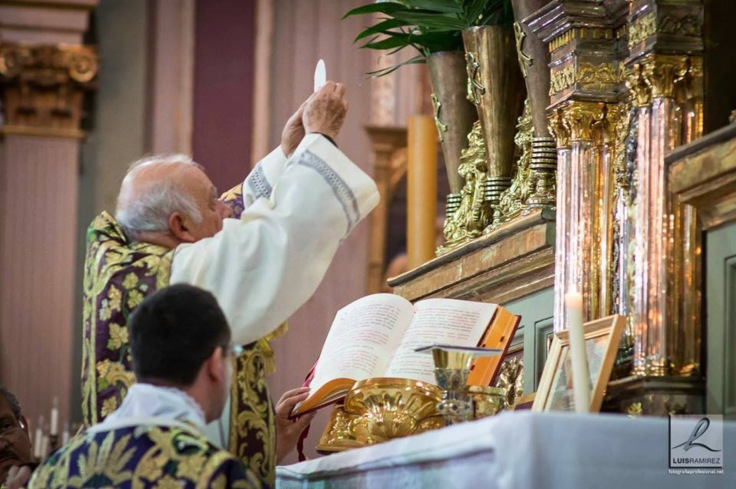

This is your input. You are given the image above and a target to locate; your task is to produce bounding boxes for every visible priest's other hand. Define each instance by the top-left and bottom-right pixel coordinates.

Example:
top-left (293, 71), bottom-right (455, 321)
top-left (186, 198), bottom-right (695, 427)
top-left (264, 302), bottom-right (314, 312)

top-left (303, 81), bottom-right (348, 141)
top-left (281, 102), bottom-right (307, 156)
top-left (275, 387), bottom-right (316, 463)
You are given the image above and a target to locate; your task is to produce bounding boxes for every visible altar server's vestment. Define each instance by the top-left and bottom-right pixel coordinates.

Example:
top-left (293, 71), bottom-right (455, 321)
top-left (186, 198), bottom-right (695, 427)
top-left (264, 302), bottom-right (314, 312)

top-left (29, 384), bottom-right (262, 489)
top-left (80, 135), bottom-right (379, 485)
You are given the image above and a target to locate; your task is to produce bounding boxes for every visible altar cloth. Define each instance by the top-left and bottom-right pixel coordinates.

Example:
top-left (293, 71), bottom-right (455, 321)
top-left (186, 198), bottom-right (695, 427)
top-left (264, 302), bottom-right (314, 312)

top-left (277, 411), bottom-right (734, 488)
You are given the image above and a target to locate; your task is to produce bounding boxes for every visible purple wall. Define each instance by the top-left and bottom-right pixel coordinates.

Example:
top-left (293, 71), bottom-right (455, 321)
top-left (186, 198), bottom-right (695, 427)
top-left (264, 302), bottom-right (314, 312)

top-left (193, 0), bottom-right (256, 191)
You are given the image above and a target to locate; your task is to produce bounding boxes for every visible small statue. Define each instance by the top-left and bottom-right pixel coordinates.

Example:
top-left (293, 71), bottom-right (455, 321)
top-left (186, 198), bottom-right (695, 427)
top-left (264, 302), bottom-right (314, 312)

top-left (438, 121), bottom-right (492, 254)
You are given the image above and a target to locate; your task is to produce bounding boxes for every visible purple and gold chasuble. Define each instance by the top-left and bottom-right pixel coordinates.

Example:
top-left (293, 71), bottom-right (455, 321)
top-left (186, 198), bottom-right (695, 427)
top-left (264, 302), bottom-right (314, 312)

top-left (81, 185), bottom-right (282, 486)
top-left (28, 423), bottom-right (262, 489)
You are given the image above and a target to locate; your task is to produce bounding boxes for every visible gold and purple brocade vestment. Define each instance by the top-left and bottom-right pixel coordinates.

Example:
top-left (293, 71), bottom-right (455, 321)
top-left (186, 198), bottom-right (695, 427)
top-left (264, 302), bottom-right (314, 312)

top-left (80, 185), bottom-right (280, 485)
top-left (28, 422), bottom-right (261, 488)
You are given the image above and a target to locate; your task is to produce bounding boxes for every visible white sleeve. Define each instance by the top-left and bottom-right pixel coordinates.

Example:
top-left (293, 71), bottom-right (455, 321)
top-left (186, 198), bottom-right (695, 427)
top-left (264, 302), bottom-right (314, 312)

top-left (169, 134), bottom-right (380, 345)
top-left (241, 146), bottom-right (287, 207)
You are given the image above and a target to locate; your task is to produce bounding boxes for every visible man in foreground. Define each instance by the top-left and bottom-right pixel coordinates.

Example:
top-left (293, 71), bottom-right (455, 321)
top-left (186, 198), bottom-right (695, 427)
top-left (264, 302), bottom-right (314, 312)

top-left (81, 82), bottom-right (378, 484)
top-left (31, 285), bottom-right (268, 488)
top-left (0, 386), bottom-right (33, 489)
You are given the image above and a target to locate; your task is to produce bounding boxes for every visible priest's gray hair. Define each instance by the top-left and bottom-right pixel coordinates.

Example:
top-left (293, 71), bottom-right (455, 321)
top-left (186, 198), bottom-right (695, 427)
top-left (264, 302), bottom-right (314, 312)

top-left (116, 154), bottom-right (204, 241)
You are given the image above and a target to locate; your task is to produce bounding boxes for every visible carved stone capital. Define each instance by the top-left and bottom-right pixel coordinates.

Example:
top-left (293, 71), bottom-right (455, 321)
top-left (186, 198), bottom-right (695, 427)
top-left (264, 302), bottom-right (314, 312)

top-left (0, 42), bottom-right (97, 136)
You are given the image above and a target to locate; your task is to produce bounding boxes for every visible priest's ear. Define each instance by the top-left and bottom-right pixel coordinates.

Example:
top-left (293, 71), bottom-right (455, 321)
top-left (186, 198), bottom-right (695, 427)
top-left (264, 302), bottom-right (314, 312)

top-left (168, 211), bottom-right (196, 243)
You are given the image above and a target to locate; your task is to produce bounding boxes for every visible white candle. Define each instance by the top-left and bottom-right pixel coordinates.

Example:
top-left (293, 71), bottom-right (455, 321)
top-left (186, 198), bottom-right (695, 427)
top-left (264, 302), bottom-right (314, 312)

top-left (50, 397), bottom-right (59, 436)
top-left (62, 422), bottom-right (70, 445)
top-left (565, 291), bottom-right (590, 414)
top-left (41, 434), bottom-right (49, 459)
top-left (33, 416), bottom-right (44, 458)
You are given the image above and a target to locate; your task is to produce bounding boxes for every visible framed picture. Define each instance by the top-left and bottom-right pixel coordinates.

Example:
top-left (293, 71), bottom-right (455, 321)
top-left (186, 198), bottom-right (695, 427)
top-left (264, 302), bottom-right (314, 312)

top-left (532, 315), bottom-right (625, 413)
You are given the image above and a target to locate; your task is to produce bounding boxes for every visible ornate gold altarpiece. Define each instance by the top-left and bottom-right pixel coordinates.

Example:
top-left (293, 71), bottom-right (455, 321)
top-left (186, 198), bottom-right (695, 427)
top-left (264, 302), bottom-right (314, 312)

top-left (370, 0), bottom-right (732, 419)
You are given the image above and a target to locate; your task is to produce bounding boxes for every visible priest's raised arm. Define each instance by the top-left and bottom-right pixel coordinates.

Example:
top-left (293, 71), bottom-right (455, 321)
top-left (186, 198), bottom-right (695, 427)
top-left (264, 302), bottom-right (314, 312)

top-left (170, 133), bottom-right (378, 345)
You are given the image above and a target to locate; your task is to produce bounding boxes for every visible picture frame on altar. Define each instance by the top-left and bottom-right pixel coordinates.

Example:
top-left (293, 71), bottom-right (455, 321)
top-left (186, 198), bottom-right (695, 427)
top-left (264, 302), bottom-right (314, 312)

top-left (532, 315), bottom-right (625, 413)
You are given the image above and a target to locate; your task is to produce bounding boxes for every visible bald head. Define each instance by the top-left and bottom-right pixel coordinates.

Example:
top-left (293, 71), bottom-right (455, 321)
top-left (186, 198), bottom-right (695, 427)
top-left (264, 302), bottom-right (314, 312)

top-left (115, 155), bottom-right (232, 246)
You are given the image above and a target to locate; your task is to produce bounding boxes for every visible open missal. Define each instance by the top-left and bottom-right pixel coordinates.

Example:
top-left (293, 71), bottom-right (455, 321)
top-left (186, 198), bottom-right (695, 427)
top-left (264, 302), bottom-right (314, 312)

top-left (293, 293), bottom-right (520, 415)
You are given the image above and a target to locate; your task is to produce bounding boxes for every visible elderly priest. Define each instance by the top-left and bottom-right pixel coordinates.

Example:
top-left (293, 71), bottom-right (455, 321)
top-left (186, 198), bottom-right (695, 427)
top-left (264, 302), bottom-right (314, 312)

top-left (80, 82), bottom-right (378, 486)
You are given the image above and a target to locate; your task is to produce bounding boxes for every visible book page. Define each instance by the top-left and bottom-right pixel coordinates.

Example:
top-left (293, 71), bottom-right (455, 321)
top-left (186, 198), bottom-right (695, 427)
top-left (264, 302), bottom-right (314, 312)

top-left (384, 299), bottom-right (498, 384)
top-left (308, 294), bottom-right (414, 396)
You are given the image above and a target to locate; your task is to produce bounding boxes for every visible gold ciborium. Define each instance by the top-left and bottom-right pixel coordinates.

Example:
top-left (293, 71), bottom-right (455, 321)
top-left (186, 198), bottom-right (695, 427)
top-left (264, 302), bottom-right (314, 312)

top-left (343, 378), bottom-right (443, 446)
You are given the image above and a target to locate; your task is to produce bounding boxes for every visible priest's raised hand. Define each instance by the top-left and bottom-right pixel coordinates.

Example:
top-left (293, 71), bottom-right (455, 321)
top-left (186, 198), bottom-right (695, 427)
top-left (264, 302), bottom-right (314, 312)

top-left (303, 81), bottom-right (348, 142)
top-left (80, 85), bottom-right (379, 486)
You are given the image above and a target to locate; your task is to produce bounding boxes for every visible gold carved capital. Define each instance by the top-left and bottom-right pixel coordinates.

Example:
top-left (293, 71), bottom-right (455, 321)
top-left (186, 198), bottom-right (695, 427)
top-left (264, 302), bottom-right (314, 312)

top-left (548, 107), bottom-right (571, 148)
top-left (642, 54), bottom-right (688, 99)
top-left (0, 42), bottom-right (98, 136)
top-left (625, 62), bottom-right (652, 107)
top-left (559, 101), bottom-right (606, 142)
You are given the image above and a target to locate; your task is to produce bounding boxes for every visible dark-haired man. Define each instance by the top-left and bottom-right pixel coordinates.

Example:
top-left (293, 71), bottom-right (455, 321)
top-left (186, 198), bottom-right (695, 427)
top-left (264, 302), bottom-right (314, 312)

top-left (0, 386), bottom-right (33, 488)
top-left (29, 285), bottom-right (268, 488)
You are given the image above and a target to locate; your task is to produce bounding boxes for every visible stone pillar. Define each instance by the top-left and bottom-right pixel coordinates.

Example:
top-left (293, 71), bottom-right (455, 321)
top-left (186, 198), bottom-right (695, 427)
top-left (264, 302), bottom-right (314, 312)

top-left (0, 1), bottom-right (97, 427)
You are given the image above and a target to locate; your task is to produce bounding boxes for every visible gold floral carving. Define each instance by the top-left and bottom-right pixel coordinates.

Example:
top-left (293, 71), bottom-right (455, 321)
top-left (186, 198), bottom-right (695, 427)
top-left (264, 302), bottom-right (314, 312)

top-left (629, 11), bottom-right (657, 48)
top-left (576, 62), bottom-right (623, 87)
top-left (629, 12), bottom-right (702, 50)
top-left (659, 15), bottom-right (702, 37)
top-left (495, 357), bottom-right (524, 408)
top-left (625, 402), bottom-right (643, 417)
top-left (0, 42), bottom-right (97, 134)
top-left (625, 62), bottom-right (652, 107)
top-left (549, 64), bottom-right (575, 95)
top-left (492, 100), bottom-right (533, 224)
top-left (550, 62), bottom-right (624, 96)
top-left (439, 121), bottom-right (491, 254)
